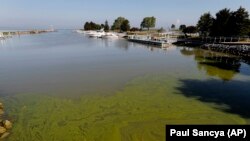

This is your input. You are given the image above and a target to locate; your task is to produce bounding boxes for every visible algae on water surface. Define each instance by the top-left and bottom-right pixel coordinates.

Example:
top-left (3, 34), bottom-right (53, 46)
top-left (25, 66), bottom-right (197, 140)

top-left (4, 75), bottom-right (247, 141)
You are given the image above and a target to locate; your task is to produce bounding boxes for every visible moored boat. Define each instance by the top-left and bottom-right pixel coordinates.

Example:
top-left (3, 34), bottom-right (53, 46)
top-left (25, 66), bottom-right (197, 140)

top-left (88, 29), bottom-right (105, 38)
top-left (0, 32), bottom-right (5, 39)
top-left (101, 32), bottom-right (119, 39)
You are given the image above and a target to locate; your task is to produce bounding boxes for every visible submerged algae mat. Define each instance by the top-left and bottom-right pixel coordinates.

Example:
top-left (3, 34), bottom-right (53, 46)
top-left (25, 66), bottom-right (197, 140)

top-left (4, 75), bottom-right (246, 141)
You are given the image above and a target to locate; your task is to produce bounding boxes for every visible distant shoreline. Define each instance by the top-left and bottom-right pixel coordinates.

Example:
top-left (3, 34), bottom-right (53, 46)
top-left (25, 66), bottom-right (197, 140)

top-left (0, 29), bottom-right (56, 38)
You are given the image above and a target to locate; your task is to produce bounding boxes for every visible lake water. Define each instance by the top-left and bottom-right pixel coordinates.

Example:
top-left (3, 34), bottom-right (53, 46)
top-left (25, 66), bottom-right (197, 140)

top-left (0, 30), bottom-right (250, 141)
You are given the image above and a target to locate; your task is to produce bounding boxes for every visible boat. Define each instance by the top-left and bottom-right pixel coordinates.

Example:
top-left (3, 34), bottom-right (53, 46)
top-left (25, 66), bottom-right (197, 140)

top-left (0, 32), bottom-right (5, 40)
top-left (101, 32), bottom-right (119, 39)
top-left (76, 30), bottom-right (85, 34)
top-left (85, 30), bottom-right (96, 35)
top-left (88, 29), bottom-right (105, 38)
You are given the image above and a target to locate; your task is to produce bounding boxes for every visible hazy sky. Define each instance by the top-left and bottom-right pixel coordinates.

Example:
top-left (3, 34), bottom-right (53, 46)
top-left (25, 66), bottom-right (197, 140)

top-left (0, 0), bottom-right (249, 29)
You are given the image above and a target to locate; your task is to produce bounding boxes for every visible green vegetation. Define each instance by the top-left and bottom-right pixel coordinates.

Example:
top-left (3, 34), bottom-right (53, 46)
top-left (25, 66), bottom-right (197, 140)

top-left (120, 20), bottom-right (131, 32)
top-left (171, 24), bottom-right (176, 29)
top-left (104, 20), bottom-right (110, 31)
top-left (197, 7), bottom-right (250, 37)
top-left (183, 26), bottom-right (198, 36)
top-left (140, 17), bottom-right (156, 30)
top-left (130, 27), bottom-right (140, 32)
top-left (84, 22), bottom-right (102, 30)
top-left (82, 6), bottom-right (250, 37)
top-left (83, 20), bottom-right (110, 31)
top-left (111, 17), bottom-right (130, 32)
top-left (158, 27), bottom-right (166, 33)
top-left (197, 13), bottom-right (213, 37)
top-left (179, 24), bottom-right (186, 31)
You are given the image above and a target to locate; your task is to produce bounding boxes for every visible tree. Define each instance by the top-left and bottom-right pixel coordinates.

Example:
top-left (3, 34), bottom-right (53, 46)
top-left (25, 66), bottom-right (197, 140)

top-left (104, 20), bottom-right (110, 31)
top-left (171, 24), bottom-right (176, 29)
top-left (229, 7), bottom-right (250, 36)
top-left (183, 26), bottom-right (197, 35)
top-left (140, 17), bottom-right (156, 30)
top-left (111, 17), bottom-right (126, 31)
top-left (130, 27), bottom-right (140, 32)
top-left (158, 27), bottom-right (166, 33)
top-left (84, 22), bottom-right (91, 30)
top-left (101, 24), bottom-right (105, 29)
top-left (210, 8), bottom-right (232, 36)
top-left (91, 22), bottom-right (101, 30)
top-left (197, 12), bottom-right (214, 37)
top-left (197, 6), bottom-right (250, 36)
top-left (179, 24), bottom-right (186, 31)
top-left (84, 21), bottom-right (101, 30)
top-left (120, 20), bottom-right (131, 32)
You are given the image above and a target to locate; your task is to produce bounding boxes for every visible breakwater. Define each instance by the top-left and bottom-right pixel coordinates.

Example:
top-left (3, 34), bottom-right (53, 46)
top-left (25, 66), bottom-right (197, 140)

top-left (0, 29), bottom-right (56, 39)
top-left (201, 44), bottom-right (250, 58)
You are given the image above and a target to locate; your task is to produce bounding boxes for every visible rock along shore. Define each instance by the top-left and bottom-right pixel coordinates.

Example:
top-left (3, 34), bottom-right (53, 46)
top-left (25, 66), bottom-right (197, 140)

top-left (201, 44), bottom-right (250, 58)
top-left (0, 103), bottom-right (12, 140)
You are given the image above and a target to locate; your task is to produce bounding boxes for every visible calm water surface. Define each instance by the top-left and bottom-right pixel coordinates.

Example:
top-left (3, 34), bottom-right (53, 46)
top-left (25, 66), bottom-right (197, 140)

top-left (0, 30), bottom-right (250, 141)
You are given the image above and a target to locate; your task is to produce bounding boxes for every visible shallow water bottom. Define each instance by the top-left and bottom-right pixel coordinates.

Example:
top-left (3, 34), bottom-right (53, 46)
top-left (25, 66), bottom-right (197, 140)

top-left (3, 74), bottom-right (247, 141)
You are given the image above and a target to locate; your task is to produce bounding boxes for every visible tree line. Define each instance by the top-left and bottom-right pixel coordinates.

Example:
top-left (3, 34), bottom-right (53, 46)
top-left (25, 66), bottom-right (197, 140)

top-left (197, 6), bottom-right (250, 37)
top-left (83, 6), bottom-right (250, 37)
top-left (177, 7), bottom-right (250, 37)
top-left (84, 21), bottom-right (109, 31)
top-left (83, 16), bottom-right (157, 32)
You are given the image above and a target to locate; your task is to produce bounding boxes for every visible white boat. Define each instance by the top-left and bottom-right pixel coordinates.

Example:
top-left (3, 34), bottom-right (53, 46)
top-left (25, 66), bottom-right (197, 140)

top-left (88, 29), bottom-right (105, 38)
top-left (76, 30), bottom-right (85, 34)
top-left (0, 32), bottom-right (5, 39)
top-left (76, 30), bottom-right (95, 35)
top-left (85, 30), bottom-right (95, 35)
top-left (101, 32), bottom-right (119, 39)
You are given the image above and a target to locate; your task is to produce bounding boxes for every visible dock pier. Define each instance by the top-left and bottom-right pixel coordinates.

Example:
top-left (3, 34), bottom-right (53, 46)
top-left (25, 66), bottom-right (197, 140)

top-left (128, 38), bottom-right (169, 47)
top-left (127, 33), bottom-right (177, 47)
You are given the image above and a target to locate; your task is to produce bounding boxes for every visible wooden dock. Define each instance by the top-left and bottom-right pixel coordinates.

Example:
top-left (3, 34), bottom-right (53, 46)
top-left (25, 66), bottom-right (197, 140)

top-left (128, 38), bottom-right (169, 47)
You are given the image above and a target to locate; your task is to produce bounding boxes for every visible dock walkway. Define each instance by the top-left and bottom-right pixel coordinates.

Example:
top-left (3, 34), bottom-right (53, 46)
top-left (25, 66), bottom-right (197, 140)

top-left (128, 38), bottom-right (169, 47)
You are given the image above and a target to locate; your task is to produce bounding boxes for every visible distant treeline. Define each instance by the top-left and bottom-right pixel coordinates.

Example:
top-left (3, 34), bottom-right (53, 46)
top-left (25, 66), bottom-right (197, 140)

top-left (83, 6), bottom-right (250, 37)
top-left (84, 21), bottom-right (109, 31)
top-left (83, 17), bottom-right (156, 32)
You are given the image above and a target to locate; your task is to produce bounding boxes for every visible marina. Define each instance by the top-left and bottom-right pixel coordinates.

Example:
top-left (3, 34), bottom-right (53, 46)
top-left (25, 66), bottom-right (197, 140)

top-left (0, 0), bottom-right (250, 141)
top-left (0, 30), bottom-right (250, 141)
top-left (126, 32), bottom-right (179, 47)
top-left (127, 38), bottom-right (170, 47)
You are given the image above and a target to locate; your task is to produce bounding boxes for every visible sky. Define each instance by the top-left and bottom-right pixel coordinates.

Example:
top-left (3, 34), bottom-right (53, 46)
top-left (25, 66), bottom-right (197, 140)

top-left (0, 0), bottom-right (249, 29)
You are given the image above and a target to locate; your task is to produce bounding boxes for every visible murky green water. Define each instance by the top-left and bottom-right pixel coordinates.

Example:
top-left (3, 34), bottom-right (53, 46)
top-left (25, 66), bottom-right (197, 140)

top-left (0, 30), bottom-right (250, 141)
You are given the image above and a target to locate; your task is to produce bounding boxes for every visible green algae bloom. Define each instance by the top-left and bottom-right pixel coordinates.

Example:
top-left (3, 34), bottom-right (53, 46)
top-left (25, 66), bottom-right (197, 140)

top-left (4, 75), bottom-right (246, 141)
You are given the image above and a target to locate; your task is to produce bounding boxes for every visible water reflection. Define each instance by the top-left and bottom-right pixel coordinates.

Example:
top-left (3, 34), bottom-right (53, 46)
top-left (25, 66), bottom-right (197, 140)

top-left (0, 39), bottom-right (6, 46)
top-left (180, 47), bottom-right (243, 81)
top-left (101, 39), bottom-right (129, 51)
top-left (176, 78), bottom-right (250, 119)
